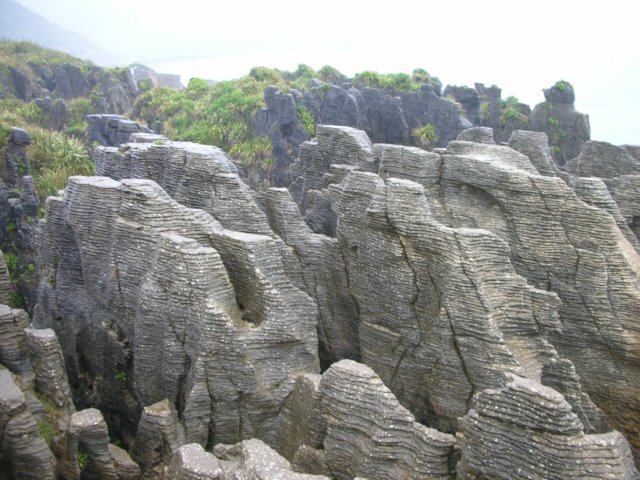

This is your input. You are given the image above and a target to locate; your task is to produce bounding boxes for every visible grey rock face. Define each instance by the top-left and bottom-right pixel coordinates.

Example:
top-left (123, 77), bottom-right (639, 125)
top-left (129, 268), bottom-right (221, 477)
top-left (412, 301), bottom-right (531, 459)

top-left (457, 374), bottom-right (639, 479)
top-left (439, 140), bottom-right (640, 451)
top-left (0, 367), bottom-right (56, 479)
top-left (60, 408), bottom-right (119, 479)
top-left (24, 328), bottom-right (74, 411)
top-left (213, 438), bottom-right (329, 480)
top-left (0, 251), bottom-right (11, 304)
top-left (258, 188), bottom-right (359, 366)
top-left (457, 126), bottom-right (495, 144)
top-left (34, 96), bottom-right (68, 131)
top-left (93, 139), bottom-right (306, 292)
top-left (530, 81), bottom-right (590, 165)
top-left (565, 140), bottom-right (640, 178)
top-left (287, 125), bottom-right (640, 466)
top-left (5, 127), bottom-right (31, 185)
top-left (33, 175), bottom-right (319, 447)
top-left (320, 360), bottom-right (456, 480)
top-left (0, 305), bottom-right (31, 375)
top-left (87, 114), bottom-right (153, 147)
top-left (256, 81), bottom-right (469, 187)
top-left (131, 399), bottom-right (183, 479)
top-left (165, 443), bottom-right (223, 479)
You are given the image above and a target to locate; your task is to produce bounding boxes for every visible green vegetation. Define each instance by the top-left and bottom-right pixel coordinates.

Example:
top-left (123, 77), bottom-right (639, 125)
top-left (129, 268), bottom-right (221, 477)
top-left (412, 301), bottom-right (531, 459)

top-left (500, 96), bottom-right (529, 126)
top-left (554, 80), bottom-right (570, 91)
top-left (548, 116), bottom-right (559, 127)
top-left (411, 123), bottom-right (438, 148)
top-left (297, 105), bottom-right (316, 138)
top-left (115, 371), bottom-right (127, 383)
top-left (27, 127), bottom-right (94, 201)
top-left (37, 419), bottom-right (56, 445)
top-left (78, 451), bottom-right (89, 470)
top-left (0, 40), bottom-right (88, 70)
top-left (34, 391), bottom-right (64, 446)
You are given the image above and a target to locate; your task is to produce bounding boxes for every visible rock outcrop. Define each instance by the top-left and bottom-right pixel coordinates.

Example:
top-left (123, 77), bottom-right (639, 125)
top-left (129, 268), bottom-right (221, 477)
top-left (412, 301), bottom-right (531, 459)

top-left (287, 125), bottom-right (640, 466)
top-left (4, 127), bottom-right (31, 185)
top-left (0, 367), bottom-right (56, 479)
top-left (256, 81), bottom-right (470, 186)
top-left (530, 81), bottom-right (591, 165)
top-left (457, 374), bottom-right (639, 479)
top-left (320, 360), bottom-right (456, 480)
top-left (213, 438), bottom-right (329, 479)
top-left (0, 251), bottom-right (11, 304)
top-left (87, 114), bottom-right (153, 147)
top-left (33, 175), bottom-right (319, 447)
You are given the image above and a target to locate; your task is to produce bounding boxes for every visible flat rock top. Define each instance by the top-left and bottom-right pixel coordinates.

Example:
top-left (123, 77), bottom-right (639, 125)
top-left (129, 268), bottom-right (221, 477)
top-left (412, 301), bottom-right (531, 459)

top-left (0, 368), bottom-right (26, 409)
top-left (24, 327), bottom-right (57, 340)
top-left (143, 398), bottom-right (172, 417)
top-left (71, 408), bottom-right (105, 428)
top-left (176, 443), bottom-right (222, 475)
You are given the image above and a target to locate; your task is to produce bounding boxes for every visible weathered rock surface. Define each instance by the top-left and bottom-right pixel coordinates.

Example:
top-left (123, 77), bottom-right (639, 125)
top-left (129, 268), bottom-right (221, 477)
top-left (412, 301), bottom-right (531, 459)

top-left (456, 126), bottom-right (495, 144)
top-left (0, 304), bottom-right (31, 375)
top-left (320, 359), bottom-right (456, 480)
top-left (457, 374), bottom-right (640, 479)
top-left (530, 81), bottom-right (590, 165)
top-left (4, 127), bottom-right (31, 185)
top-left (0, 367), bottom-right (56, 479)
top-left (33, 175), bottom-right (319, 448)
top-left (87, 114), bottom-right (153, 147)
top-left (213, 438), bottom-right (329, 479)
top-left (565, 140), bottom-right (640, 178)
top-left (24, 328), bottom-right (74, 411)
top-left (164, 443), bottom-right (223, 479)
top-left (0, 250), bottom-right (11, 304)
top-left (256, 81), bottom-right (470, 186)
top-left (131, 399), bottom-right (183, 479)
top-left (287, 125), bottom-right (640, 465)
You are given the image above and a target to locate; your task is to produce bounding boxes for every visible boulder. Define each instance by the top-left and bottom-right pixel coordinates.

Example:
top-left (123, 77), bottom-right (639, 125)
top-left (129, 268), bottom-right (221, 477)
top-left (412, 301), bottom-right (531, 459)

top-left (320, 360), bottom-right (456, 479)
top-left (530, 81), bottom-right (590, 165)
top-left (457, 374), bottom-right (639, 479)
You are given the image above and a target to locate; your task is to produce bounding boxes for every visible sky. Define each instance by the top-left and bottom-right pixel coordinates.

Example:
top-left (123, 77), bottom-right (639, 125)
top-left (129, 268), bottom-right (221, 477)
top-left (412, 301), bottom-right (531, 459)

top-left (16, 0), bottom-right (640, 145)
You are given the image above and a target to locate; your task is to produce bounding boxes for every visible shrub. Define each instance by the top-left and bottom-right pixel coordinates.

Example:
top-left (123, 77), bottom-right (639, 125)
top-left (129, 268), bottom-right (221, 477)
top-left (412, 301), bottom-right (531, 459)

top-left (297, 105), bottom-right (315, 138)
top-left (411, 123), bottom-right (438, 148)
top-left (27, 127), bottom-right (94, 200)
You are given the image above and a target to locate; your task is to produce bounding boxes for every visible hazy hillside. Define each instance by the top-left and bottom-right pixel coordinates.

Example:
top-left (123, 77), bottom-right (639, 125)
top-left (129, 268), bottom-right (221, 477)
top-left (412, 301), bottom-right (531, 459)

top-left (0, 0), bottom-right (116, 64)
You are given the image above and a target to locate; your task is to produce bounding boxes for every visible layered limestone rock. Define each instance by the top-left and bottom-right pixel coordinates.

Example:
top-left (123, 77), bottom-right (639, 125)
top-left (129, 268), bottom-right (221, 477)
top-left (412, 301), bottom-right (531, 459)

top-left (287, 125), bottom-right (640, 462)
top-left (131, 399), bottom-right (184, 478)
top-left (0, 367), bottom-right (56, 479)
top-left (564, 141), bottom-right (640, 239)
top-left (164, 443), bottom-right (223, 480)
top-left (530, 81), bottom-right (590, 165)
top-left (565, 140), bottom-right (640, 178)
top-left (457, 374), bottom-right (640, 479)
top-left (255, 80), bottom-right (470, 186)
top-left (87, 114), bottom-right (153, 147)
top-left (0, 304), bottom-right (31, 375)
top-left (24, 328), bottom-right (74, 411)
top-left (4, 127), bottom-right (31, 185)
top-left (320, 360), bottom-right (456, 480)
top-left (0, 253), bottom-right (11, 305)
top-left (33, 175), bottom-right (319, 448)
top-left (437, 139), bottom-right (640, 451)
top-left (92, 139), bottom-right (305, 291)
top-left (213, 438), bottom-right (329, 479)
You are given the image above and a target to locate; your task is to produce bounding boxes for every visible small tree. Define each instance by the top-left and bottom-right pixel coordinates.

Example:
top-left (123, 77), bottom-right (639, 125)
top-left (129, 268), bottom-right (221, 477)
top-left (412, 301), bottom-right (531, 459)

top-left (411, 123), bottom-right (438, 149)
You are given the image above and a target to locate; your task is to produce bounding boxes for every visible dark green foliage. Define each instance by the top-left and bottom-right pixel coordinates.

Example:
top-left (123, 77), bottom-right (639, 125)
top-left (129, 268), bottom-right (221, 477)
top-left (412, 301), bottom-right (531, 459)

top-left (297, 105), bottom-right (315, 138)
top-left (411, 123), bottom-right (438, 148)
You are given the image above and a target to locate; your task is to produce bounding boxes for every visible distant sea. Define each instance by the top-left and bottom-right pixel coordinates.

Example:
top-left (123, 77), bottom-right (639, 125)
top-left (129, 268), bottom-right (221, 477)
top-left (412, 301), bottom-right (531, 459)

top-left (150, 54), bottom-right (639, 147)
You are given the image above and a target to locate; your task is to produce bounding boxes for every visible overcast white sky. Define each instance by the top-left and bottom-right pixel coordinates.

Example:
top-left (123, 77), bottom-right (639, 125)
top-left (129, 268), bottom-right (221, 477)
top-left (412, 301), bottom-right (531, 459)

top-left (17, 0), bottom-right (640, 145)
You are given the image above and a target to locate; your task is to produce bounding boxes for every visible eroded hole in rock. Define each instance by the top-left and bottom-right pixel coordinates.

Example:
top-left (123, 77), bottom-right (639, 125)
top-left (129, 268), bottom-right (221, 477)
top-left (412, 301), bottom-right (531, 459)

top-left (237, 300), bottom-right (261, 327)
